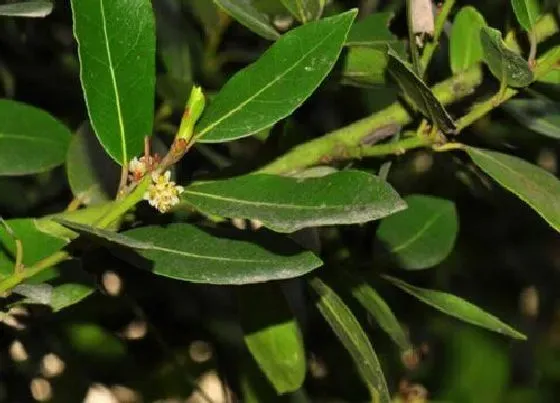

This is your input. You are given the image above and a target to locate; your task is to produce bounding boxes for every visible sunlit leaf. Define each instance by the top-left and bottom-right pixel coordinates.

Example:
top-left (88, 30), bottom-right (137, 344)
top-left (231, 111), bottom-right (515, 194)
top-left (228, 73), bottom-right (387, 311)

top-left (450, 6), bottom-right (486, 74)
top-left (511, 0), bottom-right (541, 31)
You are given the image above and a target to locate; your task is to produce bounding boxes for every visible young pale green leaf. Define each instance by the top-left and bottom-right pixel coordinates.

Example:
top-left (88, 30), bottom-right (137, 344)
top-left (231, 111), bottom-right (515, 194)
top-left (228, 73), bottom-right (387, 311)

top-left (196, 10), bottom-right (357, 143)
top-left (70, 0), bottom-right (155, 165)
top-left (239, 284), bottom-right (306, 394)
top-left (0, 219), bottom-right (68, 279)
top-left (280, 0), bottom-right (323, 23)
top-left (376, 195), bottom-right (458, 270)
top-left (502, 98), bottom-right (560, 139)
top-left (66, 122), bottom-right (120, 205)
top-left (0, 0), bottom-right (52, 17)
top-left (538, 69), bottom-right (560, 84)
top-left (466, 147), bottom-right (560, 233)
top-left (450, 6), bottom-right (486, 74)
top-left (480, 26), bottom-right (533, 88)
top-left (0, 100), bottom-right (71, 176)
top-left (346, 12), bottom-right (397, 46)
top-left (511, 0), bottom-right (541, 32)
top-left (182, 170), bottom-right (407, 233)
top-left (121, 223), bottom-right (322, 284)
top-left (387, 48), bottom-right (456, 133)
top-left (213, 0), bottom-right (280, 40)
top-left (309, 277), bottom-right (390, 402)
top-left (383, 275), bottom-right (526, 340)
top-left (338, 272), bottom-right (411, 352)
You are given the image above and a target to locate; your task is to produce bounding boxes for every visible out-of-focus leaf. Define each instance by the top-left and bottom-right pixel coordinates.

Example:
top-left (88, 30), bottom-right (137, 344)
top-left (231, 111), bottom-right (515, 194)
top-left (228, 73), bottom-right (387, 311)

top-left (466, 146), bottom-right (560, 233)
top-left (376, 195), bottom-right (458, 270)
top-left (239, 283), bottom-right (306, 394)
top-left (342, 43), bottom-right (406, 88)
top-left (0, 219), bottom-right (68, 280)
top-left (186, 0), bottom-right (221, 36)
top-left (70, 0), bottom-right (155, 165)
top-left (309, 277), bottom-right (390, 403)
top-left (121, 224), bottom-right (322, 284)
top-left (538, 69), bottom-right (560, 84)
top-left (280, 0), bottom-right (324, 23)
top-left (511, 0), bottom-right (541, 31)
top-left (450, 6), bottom-right (486, 73)
top-left (213, 0), bottom-right (280, 40)
top-left (0, 1), bottom-right (52, 17)
top-left (346, 12), bottom-right (397, 46)
top-left (480, 26), bottom-right (533, 87)
top-left (196, 10), bottom-right (357, 143)
top-left (383, 275), bottom-right (527, 340)
top-left (66, 122), bottom-right (120, 205)
top-left (0, 100), bottom-right (71, 176)
top-left (65, 323), bottom-right (126, 360)
top-left (387, 48), bottom-right (456, 133)
top-left (181, 171), bottom-right (406, 233)
top-left (502, 98), bottom-right (560, 139)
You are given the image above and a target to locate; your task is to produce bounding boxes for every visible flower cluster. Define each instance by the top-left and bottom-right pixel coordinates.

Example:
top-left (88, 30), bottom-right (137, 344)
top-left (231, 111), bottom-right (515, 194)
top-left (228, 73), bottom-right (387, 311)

top-left (128, 155), bottom-right (159, 182)
top-left (143, 171), bottom-right (184, 213)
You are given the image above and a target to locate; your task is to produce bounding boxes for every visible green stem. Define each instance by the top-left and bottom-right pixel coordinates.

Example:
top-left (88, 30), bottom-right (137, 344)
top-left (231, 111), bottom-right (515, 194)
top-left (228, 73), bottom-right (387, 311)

top-left (420, 0), bottom-right (455, 75)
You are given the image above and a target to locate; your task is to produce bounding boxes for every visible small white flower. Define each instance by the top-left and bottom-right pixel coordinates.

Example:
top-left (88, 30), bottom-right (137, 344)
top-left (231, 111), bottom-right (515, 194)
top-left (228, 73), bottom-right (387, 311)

top-left (144, 170), bottom-right (184, 213)
top-left (128, 157), bottom-right (148, 181)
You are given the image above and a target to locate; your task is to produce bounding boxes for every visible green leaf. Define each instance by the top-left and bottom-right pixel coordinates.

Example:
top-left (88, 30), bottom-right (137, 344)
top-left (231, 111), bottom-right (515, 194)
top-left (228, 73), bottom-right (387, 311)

top-left (196, 10), bottom-right (357, 143)
top-left (239, 284), bottom-right (306, 394)
top-left (346, 12), bottom-right (397, 47)
top-left (465, 146), bottom-right (560, 233)
top-left (186, 0), bottom-right (221, 36)
top-left (309, 277), bottom-right (390, 403)
top-left (387, 48), bottom-right (456, 133)
top-left (66, 122), bottom-right (120, 205)
top-left (376, 195), bottom-right (458, 270)
top-left (502, 98), bottom-right (560, 139)
top-left (511, 0), bottom-right (541, 31)
top-left (65, 323), bottom-right (126, 360)
top-left (121, 223), bottom-right (322, 284)
top-left (182, 170), bottom-right (406, 233)
top-left (480, 26), bottom-right (534, 88)
top-left (0, 219), bottom-right (68, 280)
top-left (383, 275), bottom-right (526, 340)
top-left (450, 6), bottom-right (486, 74)
top-left (0, 100), bottom-right (71, 176)
top-left (280, 0), bottom-right (324, 23)
top-left (538, 69), bottom-right (560, 84)
top-left (213, 0), bottom-right (280, 40)
top-left (340, 272), bottom-right (411, 352)
top-left (70, 0), bottom-right (156, 165)
top-left (0, 0), bottom-right (52, 17)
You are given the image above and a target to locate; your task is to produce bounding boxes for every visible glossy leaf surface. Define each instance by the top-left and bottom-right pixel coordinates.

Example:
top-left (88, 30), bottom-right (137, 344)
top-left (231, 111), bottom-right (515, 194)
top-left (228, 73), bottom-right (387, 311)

top-left (182, 171), bottom-right (406, 232)
top-left (450, 6), bottom-right (486, 73)
top-left (122, 224), bottom-right (322, 284)
top-left (466, 147), bottom-right (560, 233)
top-left (0, 100), bottom-right (71, 176)
top-left (384, 275), bottom-right (526, 340)
top-left (214, 0), bottom-right (279, 40)
top-left (376, 195), bottom-right (458, 270)
top-left (196, 10), bottom-right (357, 143)
top-left (309, 277), bottom-right (390, 402)
top-left (71, 0), bottom-right (155, 165)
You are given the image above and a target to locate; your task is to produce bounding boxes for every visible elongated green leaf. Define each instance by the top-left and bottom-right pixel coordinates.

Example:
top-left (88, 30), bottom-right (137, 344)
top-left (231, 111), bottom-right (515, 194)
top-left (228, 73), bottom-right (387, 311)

top-left (280, 0), bottom-right (323, 23)
top-left (182, 171), bottom-right (406, 233)
top-left (66, 122), bottom-right (120, 205)
top-left (387, 48), bottom-right (456, 133)
top-left (466, 147), bottom-right (560, 233)
top-left (196, 10), bottom-right (357, 143)
top-left (309, 277), bottom-right (390, 403)
top-left (383, 275), bottom-right (526, 340)
top-left (480, 26), bottom-right (533, 88)
top-left (511, 0), bottom-right (541, 31)
top-left (340, 272), bottom-right (411, 351)
top-left (376, 195), bottom-right (458, 270)
top-left (538, 69), bottom-right (560, 84)
top-left (213, 0), bottom-right (279, 40)
top-left (121, 223), bottom-right (322, 284)
top-left (503, 98), bottom-right (560, 139)
top-left (70, 0), bottom-right (155, 165)
top-left (0, 219), bottom-right (68, 279)
top-left (346, 12), bottom-right (397, 46)
top-left (0, 100), bottom-right (71, 176)
top-left (239, 284), bottom-right (306, 394)
top-left (0, 0), bottom-right (52, 17)
top-left (450, 6), bottom-right (486, 74)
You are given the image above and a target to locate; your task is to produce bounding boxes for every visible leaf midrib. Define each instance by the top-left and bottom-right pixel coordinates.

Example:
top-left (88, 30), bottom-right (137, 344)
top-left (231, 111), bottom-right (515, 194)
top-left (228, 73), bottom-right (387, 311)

top-left (148, 243), bottom-right (281, 264)
top-left (0, 133), bottom-right (63, 144)
top-left (99, 0), bottom-right (127, 164)
top-left (390, 209), bottom-right (448, 253)
top-left (196, 20), bottom-right (343, 138)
